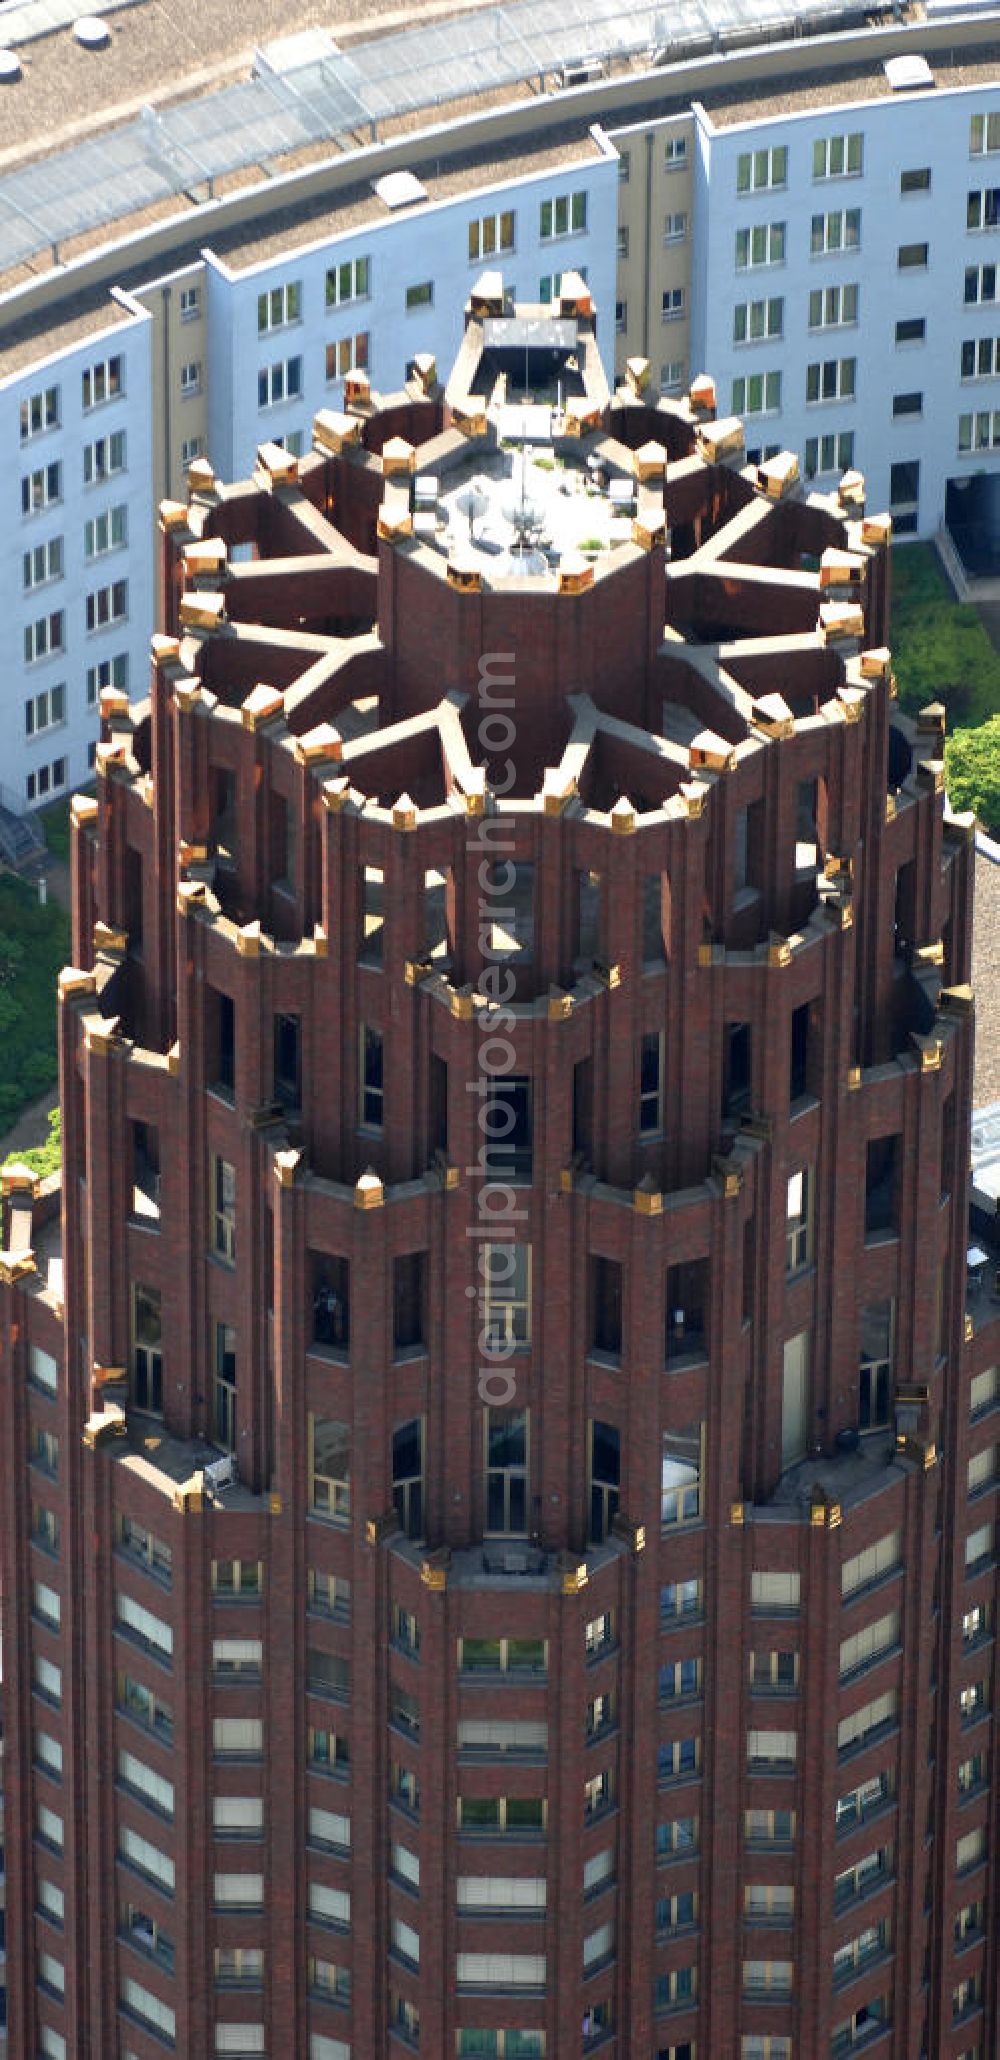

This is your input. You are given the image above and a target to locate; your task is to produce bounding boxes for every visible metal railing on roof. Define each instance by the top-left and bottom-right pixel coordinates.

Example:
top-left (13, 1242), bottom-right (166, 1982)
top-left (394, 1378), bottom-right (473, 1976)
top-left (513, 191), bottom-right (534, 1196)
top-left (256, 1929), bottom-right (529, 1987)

top-left (0, 0), bottom-right (912, 280)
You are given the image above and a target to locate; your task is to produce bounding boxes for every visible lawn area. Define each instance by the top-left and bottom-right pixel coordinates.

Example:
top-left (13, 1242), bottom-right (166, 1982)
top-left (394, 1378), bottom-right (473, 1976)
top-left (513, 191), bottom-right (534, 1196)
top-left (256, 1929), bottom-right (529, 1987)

top-left (38, 795), bottom-right (73, 865)
top-left (890, 543), bottom-right (1000, 727)
top-left (0, 873), bottom-right (70, 1131)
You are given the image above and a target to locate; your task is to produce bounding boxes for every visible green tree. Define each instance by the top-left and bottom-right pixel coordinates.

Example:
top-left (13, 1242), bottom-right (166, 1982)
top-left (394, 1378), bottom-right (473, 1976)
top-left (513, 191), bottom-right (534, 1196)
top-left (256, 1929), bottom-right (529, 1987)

top-left (944, 717), bottom-right (1000, 835)
top-left (1, 1105), bottom-right (61, 1179)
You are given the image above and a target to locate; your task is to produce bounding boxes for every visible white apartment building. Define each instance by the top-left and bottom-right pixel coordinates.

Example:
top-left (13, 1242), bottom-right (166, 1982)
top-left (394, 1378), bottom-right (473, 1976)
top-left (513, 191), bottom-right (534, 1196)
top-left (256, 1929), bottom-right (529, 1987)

top-left (693, 69), bottom-right (1000, 551)
top-left (613, 45), bottom-right (1000, 551)
top-left (1, 0), bottom-right (999, 817)
top-left (0, 136), bottom-right (618, 815)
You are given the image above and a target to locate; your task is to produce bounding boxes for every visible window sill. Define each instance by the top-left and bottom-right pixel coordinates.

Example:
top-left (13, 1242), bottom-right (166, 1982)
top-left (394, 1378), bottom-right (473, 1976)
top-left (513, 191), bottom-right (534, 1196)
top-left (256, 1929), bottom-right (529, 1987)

top-left (842, 1565), bottom-right (902, 1610)
top-left (114, 1546), bottom-right (172, 1590)
top-left (664, 1346), bottom-right (709, 1372)
top-left (839, 1641), bottom-right (902, 1689)
top-left (834, 1870), bottom-right (895, 1914)
top-left (837, 1719), bottom-right (899, 1763)
top-left (308, 1342), bottom-right (350, 1368)
top-left (835, 1797), bottom-right (895, 1840)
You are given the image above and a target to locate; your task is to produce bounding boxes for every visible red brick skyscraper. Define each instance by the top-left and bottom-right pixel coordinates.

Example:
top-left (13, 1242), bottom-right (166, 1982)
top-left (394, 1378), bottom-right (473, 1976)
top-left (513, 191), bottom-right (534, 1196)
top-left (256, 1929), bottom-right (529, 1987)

top-left (0, 284), bottom-right (997, 2060)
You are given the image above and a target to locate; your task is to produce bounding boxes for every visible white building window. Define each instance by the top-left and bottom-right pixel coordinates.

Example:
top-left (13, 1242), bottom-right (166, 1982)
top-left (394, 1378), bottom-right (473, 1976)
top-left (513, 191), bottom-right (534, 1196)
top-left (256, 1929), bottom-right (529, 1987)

top-left (664, 136), bottom-right (687, 167)
top-left (837, 1690), bottom-right (898, 1755)
top-left (839, 1610), bottom-right (899, 1680)
top-left (32, 1578), bottom-right (61, 1627)
top-left (456, 1952), bottom-right (546, 1989)
top-left (24, 610), bottom-right (65, 664)
top-left (959, 409), bottom-right (1000, 452)
top-left (84, 504), bottom-right (127, 558)
top-left (86, 578), bottom-right (128, 632)
top-left (83, 429), bottom-right (126, 483)
top-left (257, 281), bottom-right (301, 331)
top-left (308, 1882), bottom-right (351, 1929)
top-left (82, 354), bottom-right (124, 410)
top-left (120, 1976), bottom-right (176, 2039)
top-left (971, 110), bottom-right (1000, 155)
top-left (813, 132), bottom-right (863, 179)
top-left (967, 188), bottom-right (1000, 232)
top-left (258, 357), bottom-right (303, 408)
top-left (26, 757), bottom-right (67, 805)
top-left (540, 191), bottom-right (587, 239)
top-left (737, 146), bottom-right (787, 192)
top-left (810, 209), bottom-right (860, 255)
top-left (179, 361), bottom-right (201, 397)
top-left (87, 653), bottom-right (128, 705)
top-left (21, 461), bottom-right (62, 513)
top-left (734, 296), bottom-right (783, 343)
top-left (468, 210), bottom-right (515, 262)
top-left (213, 1872), bottom-right (264, 1908)
top-left (735, 223), bottom-right (785, 269)
top-left (660, 359), bottom-right (685, 393)
top-left (808, 282), bottom-right (859, 328)
top-left (804, 431), bottom-right (854, 479)
top-left (325, 256), bottom-right (370, 307)
top-left (806, 357), bottom-right (856, 403)
top-left (181, 435), bottom-right (204, 466)
top-left (664, 210), bottom-right (687, 242)
top-left (961, 335), bottom-right (1000, 378)
top-left (212, 1796), bottom-right (263, 1837)
top-left (22, 537), bottom-right (64, 589)
top-left (179, 283), bottom-right (200, 320)
top-left (964, 263), bottom-right (998, 304)
top-left (118, 1749), bottom-right (175, 1817)
top-left (119, 1825), bottom-right (175, 1889)
top-left (841, 1528), bottom-right (900, 1597)
top-left (661, 286), bottom-right (685, 321)
top-left (732, 371), bottom-right (782, 416)
top-left (20, 385), bottom-right (59, 441)
top-left (25, 684), bottom-right (66, 737)
top-left (326, 333), bottom-right (370, 382)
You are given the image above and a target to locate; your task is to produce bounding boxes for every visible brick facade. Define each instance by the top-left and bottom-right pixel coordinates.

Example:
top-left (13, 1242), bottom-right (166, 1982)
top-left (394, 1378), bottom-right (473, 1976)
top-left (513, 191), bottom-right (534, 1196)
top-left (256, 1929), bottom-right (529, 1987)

top-left (0, 295), bottom-right (997, 2060)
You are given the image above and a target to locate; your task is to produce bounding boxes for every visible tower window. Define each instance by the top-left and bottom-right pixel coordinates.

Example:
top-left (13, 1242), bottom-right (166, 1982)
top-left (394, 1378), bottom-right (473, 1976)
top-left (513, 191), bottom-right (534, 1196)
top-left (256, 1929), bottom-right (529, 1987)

top-left (864, 1137), bottom-right (899, 1238)
top-left (589, 1420), bottom-right (620, 1544)
top-left (131, 1285), bottom-right (163, 1414)
top-left (665, 1260), bottom-right (707, 1363)
top-left (359, 865), bottom-right (385, 965)
top-left (213, 1323), bottom-right (237, 1451)
top-left (393, 1252), bottom-right (427, 1353)
top-left (359, 1025), bottom-right (384, 1131)
top-left (481, 1244), bottom-right (531, 1349)
top-left (310, 1416), bottom-right (351, 1521)
top-left (858, 1301), bottom-right (894, 1429)
top-left (482, 1076), bottom-right (532, 1182)
top-left (273, 1013), bottom-right (301, 1108)
top-left (591, 1257), bottom-right (623, 1359)
top-left (661, 1424), bottom-right (703, 1527)
top-left (393, 1418), bottom-right (425, 1540)
top-left (311, 1254), bottom-right (350, 1349)
top-left (639, 1031), bottom-right (664, 1135)
top-left (724, 1022), bottom-right (752, 1120)
top-left (485, 1408), bottom-right (528, 1534)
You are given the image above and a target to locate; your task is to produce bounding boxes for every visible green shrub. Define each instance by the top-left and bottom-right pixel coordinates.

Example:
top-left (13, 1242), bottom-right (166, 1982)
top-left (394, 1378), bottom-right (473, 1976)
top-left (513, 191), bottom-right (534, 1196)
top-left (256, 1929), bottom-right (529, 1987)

top-left (2, 1106), bottom-right (61, 1178)
top-left (944, 718), bottom-right (1000, 836)
top-left (891, 546), bottom-right (1000, 727)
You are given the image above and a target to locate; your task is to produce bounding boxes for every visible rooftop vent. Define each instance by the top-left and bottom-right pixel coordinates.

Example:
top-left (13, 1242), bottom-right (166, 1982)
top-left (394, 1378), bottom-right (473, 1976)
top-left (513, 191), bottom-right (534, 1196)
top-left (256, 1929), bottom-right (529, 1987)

top-left (0, 48), bottom-right (22, 80)
top-left (74, 15), bottom-right (111, 47)
top-left (883, 53), bottom-right (933, 91)
top-left (372, 170), bottom-right (428, 211)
